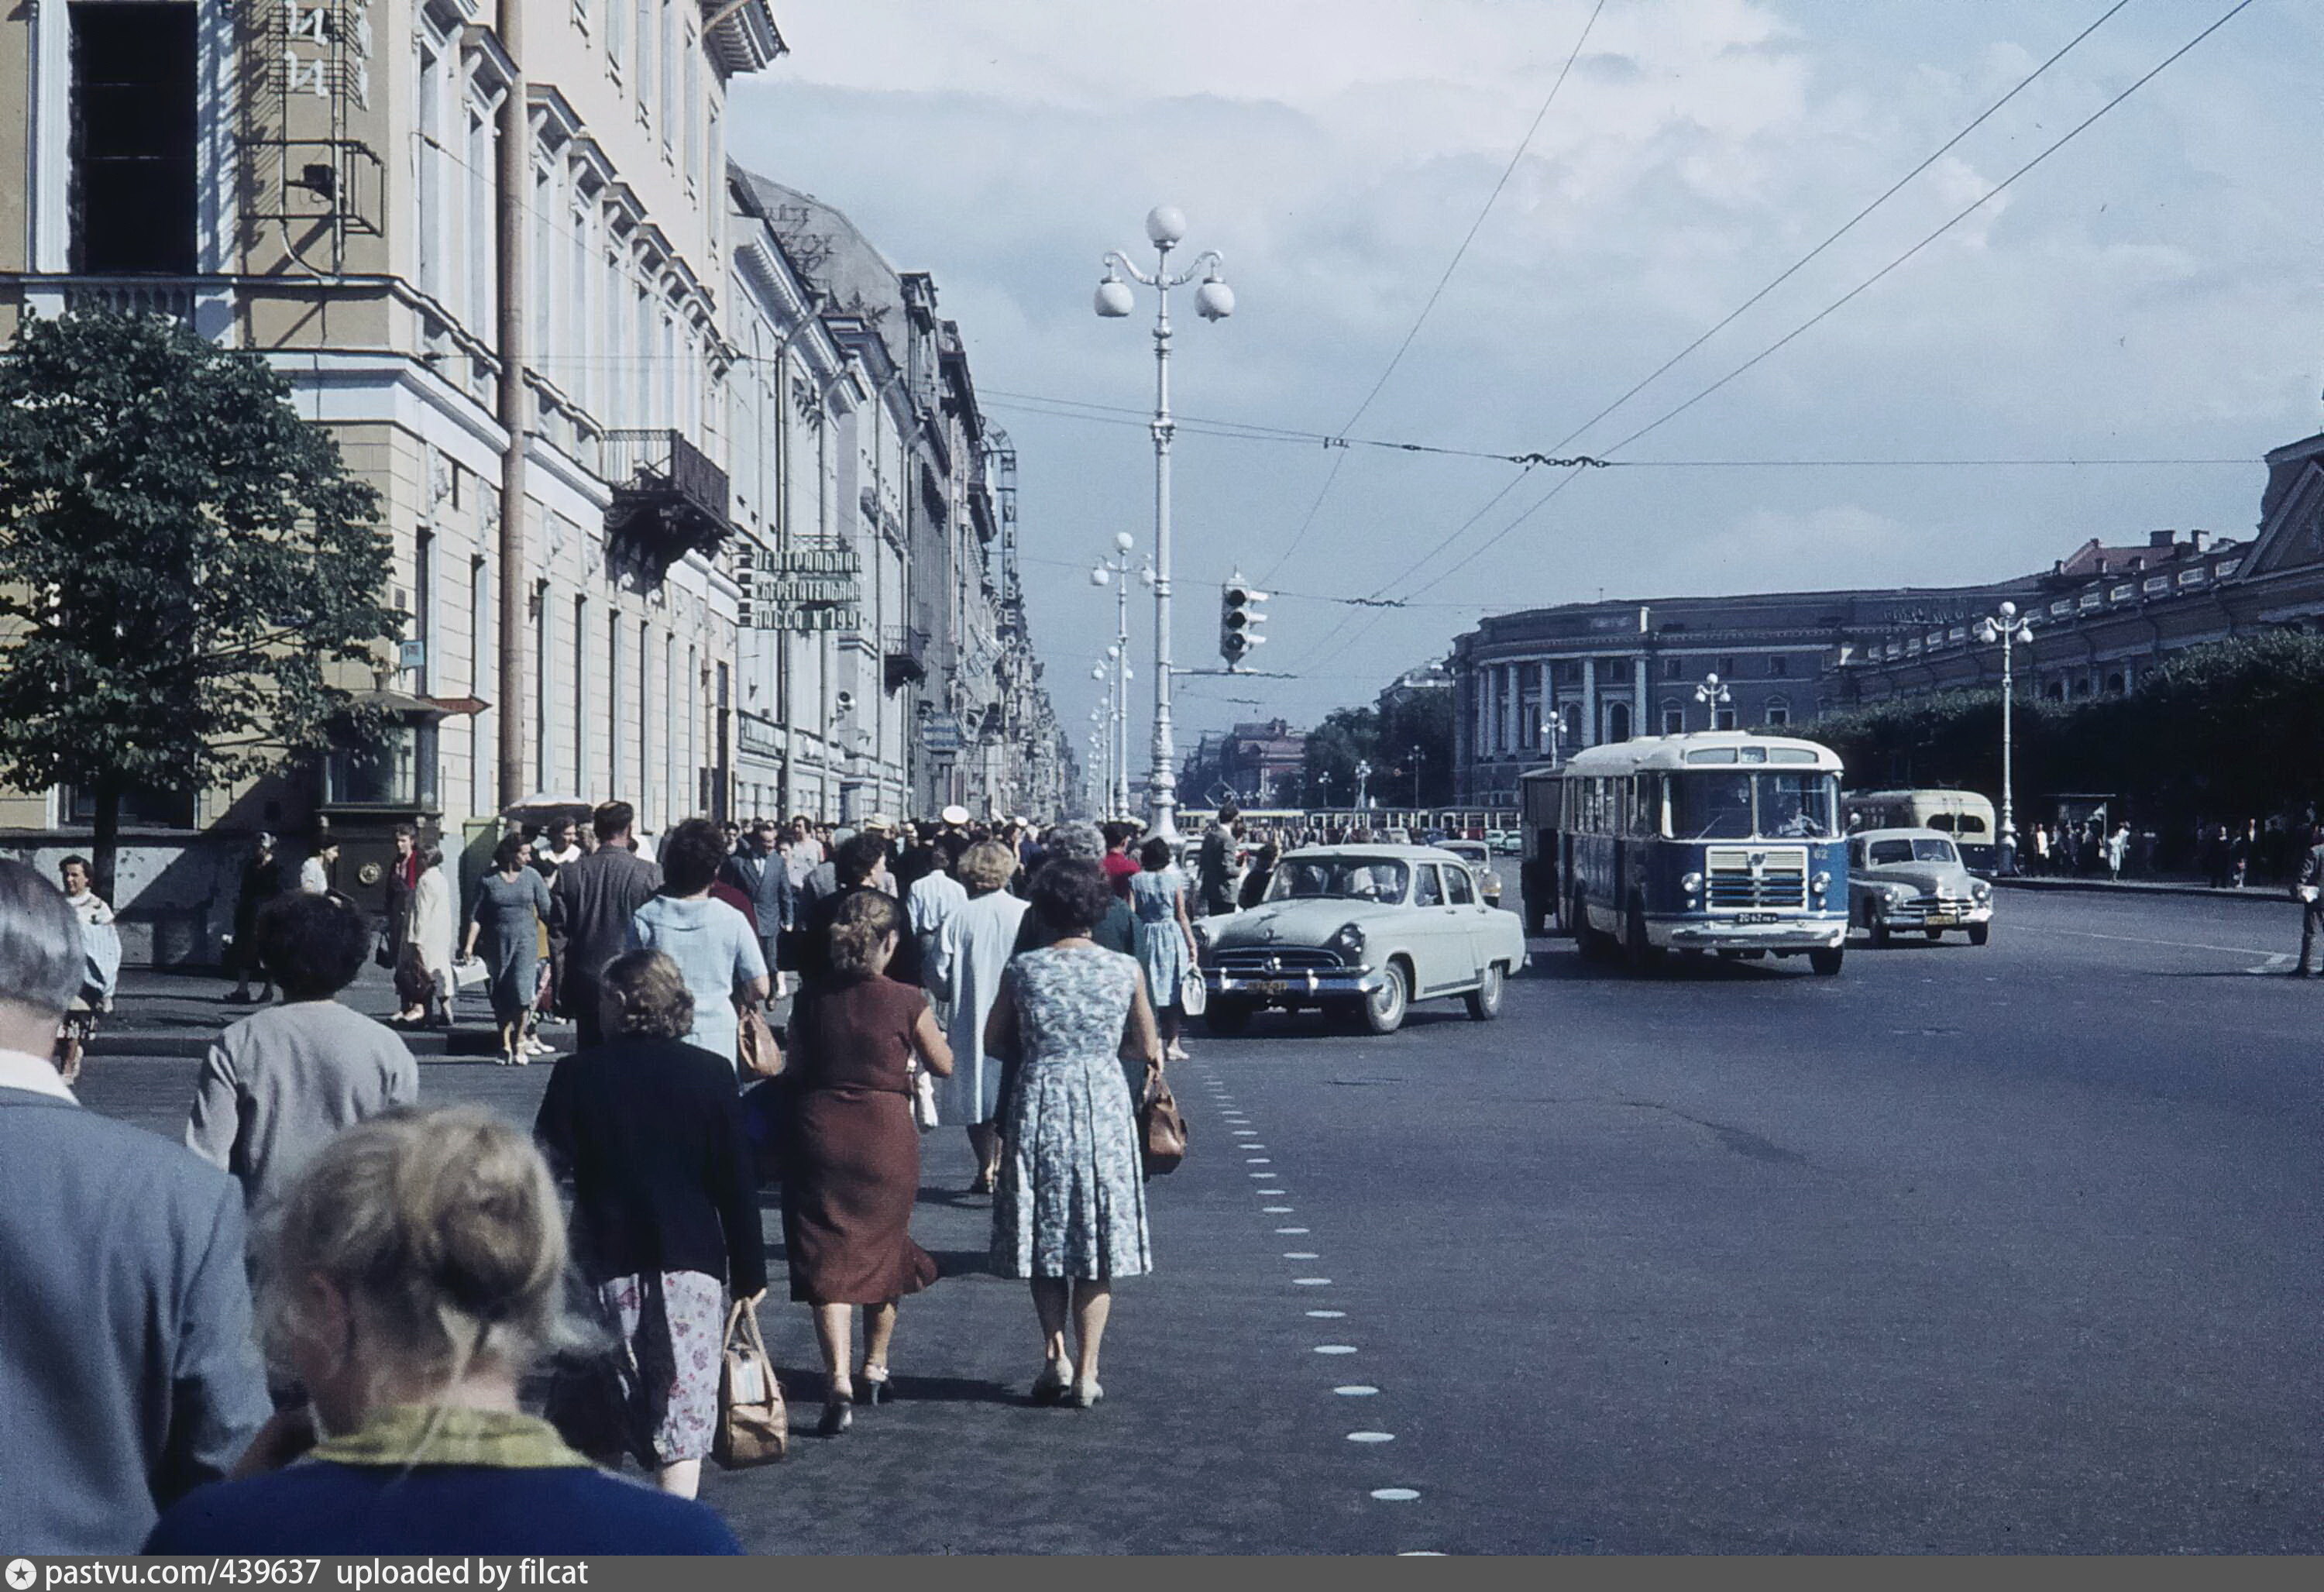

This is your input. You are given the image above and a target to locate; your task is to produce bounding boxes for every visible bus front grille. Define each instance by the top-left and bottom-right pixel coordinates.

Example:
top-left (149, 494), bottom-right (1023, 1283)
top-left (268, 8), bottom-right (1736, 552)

top-left (1703, 846), bottom-right (1808, 909)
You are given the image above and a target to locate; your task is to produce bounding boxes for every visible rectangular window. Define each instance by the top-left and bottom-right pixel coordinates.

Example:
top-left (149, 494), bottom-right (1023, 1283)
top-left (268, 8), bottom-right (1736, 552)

top-left (638, 620), bottom-right (651, 820)
top-left (1767, 655), bottom-right (1787, 677)
top-left (70, 2), bottom-right (198, 273)
top-left (660, 1), bottom-right (677, 150)
top-left (413, 529), bottom-right (435, 694)
top-left (572, 595), bottom-right (589, 794)
top-left (683, 30), bottom-right (700, 181)
top-left (534, 583), bottom-right (552, 790)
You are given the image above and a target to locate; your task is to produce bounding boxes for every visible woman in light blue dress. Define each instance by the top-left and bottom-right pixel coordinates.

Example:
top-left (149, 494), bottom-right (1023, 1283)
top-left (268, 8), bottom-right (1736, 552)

top-left (1128, 837), bottom-right (1197, 1064)
top-left (986, 859), bottom-right (1161, 1409)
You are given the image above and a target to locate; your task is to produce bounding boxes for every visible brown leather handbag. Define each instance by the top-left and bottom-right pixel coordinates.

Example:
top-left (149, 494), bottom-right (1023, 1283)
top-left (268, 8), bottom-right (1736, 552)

top-left (737, 1002), bottom-right (785, 1081)
top-left (712, 1301), bottom-right (788, 1468)
top-left (1140, 1074), bottom-right (1188, 1178)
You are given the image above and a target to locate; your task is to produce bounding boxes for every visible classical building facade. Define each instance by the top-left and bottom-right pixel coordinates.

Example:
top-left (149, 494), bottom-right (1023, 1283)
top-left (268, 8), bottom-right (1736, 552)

top-left (1452, 430), bottom-right (2324, 806)
top-left (0, 2), bottom-right (1062, 961)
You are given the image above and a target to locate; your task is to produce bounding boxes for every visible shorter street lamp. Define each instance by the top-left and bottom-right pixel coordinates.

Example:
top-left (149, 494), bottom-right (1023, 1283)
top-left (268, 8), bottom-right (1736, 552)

top-left (1694, 672), bottom-right (1732, 730)
top-left (1973, 600), bottom-right (2035, 868)
top-left (1354, 758), bottom-right (1373, 812)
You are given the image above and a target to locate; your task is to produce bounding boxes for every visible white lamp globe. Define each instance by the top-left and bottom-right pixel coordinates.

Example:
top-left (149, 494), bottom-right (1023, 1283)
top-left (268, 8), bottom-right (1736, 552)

top-left (1145, 205), bottom-right (1188, 246)
top-left (1094, 277), bottom-right (1135, 318)
top-left (1091, 566), bottom-right (1110, 586)
top-left (1195, 278), bottom-right (1236, 321)
top-left (1999, 600), bottom-right (2018, 621)
top-left (1092, 665), bottom-right (1107, 682)
top-left (1114, 531), bottom-right (1136, 552)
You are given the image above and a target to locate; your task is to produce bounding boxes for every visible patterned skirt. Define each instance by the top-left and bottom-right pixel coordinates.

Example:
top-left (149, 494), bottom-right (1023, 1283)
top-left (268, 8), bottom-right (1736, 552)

top-left (598, 1270), bottom-right (727, 1468)
top-left (990, 1050), bottom-right (1153, 1280)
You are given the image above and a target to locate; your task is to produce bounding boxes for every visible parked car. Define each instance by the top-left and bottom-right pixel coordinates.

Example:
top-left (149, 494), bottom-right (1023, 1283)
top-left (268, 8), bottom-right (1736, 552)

top-left (1198, 845), bottom-right (1528, 1035)
top-left (1847, 828), bottom-right (1994, 945)
top-left (1438, 840), bottom-right (1506, 909)
top-left (1487, 830), bottom-right (1521, 855)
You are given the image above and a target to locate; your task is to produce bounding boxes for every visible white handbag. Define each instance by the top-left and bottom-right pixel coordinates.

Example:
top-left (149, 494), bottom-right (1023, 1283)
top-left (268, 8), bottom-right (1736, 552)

top-left (909, 1063), bottom-right (940, 1133)
top-left (451, 956), bottom-right (489, 992)
top-left (1179, 964), bottom-right (1208, 1016)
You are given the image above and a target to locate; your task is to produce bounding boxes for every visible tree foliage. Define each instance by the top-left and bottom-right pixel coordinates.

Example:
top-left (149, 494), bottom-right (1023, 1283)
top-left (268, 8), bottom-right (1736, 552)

top-left (0, 310), bottom-right (396, 890)
top-left (1303, 706), bottom-right (1380, 808)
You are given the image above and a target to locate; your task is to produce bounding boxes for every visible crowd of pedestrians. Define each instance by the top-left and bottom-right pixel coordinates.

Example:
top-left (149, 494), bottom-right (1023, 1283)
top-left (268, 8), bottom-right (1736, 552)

top-left (1, 798), bottom-right (1190, 1556)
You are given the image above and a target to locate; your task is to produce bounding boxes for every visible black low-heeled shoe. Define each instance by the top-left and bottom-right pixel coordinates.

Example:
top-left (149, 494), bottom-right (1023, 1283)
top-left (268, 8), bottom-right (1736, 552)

top-left (817, 1391), bottom-right (853, 1436)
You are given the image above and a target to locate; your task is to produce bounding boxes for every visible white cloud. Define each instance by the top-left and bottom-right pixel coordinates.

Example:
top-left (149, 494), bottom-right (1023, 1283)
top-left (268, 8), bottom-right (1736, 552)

top-left (728, 0), bottom-right (2324, 746)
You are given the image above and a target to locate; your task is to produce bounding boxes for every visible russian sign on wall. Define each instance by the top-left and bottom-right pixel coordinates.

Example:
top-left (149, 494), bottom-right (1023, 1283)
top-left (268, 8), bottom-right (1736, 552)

top-left (738, 545), bottom-right (862, 631)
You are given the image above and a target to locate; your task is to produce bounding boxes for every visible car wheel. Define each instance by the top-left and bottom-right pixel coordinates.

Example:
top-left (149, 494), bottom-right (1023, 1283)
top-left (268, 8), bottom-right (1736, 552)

top-left (1809, 946), bottom-right (1845, 975)
top-left (1968, 922), bottom-right (1991, 947)
top-left (1464, 964), bottom-right (1505, 1021)
top-left (1361, 961), bottom-right (1409, 1035)
top-left (1205, 997), bottom-right (1254, 1037)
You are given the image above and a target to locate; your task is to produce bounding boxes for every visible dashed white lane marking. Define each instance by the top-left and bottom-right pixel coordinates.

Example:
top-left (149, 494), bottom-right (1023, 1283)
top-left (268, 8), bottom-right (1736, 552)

top-left (1335, 1385), bottom-right (1378, 1396)
top-left (1248, 1171), bottom-right (1274, 1178)
top-left (1257, 1188), bottom-right (1287, 1195)
top-left (1263, 1205), bottom-right (1294, 1213)
top-left (1313, 1344), bottom-right (1358, 1354)
top-left (1293, 1277), bottom-right (1333, 1286)
top-left (1284, 1251), bottom-right (1320, 1260)
top-left (1232, 1130), bottom-right (1258, 1136)
top-left (1247, 1157), bottom-right (1273, 1164)
top-left (2042, 926), bottom-right (2280, 958)
top-left (1275, 1226), bottom-right (1309, 1234)
top-left (1305, 1309), bottom-right (1345, 1319)
top-left (1372, 1488), bottom-right (1421, 1502)
top-left (1243, 1144), bottom-right (1269, 1150)
top-left (1348, 1432), bottom-right (1394, 1443)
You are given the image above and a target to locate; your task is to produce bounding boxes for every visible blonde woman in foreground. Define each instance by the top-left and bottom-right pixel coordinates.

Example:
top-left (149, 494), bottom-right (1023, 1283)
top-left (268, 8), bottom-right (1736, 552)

top-left (143, 1107), bottom-right (741, 1555)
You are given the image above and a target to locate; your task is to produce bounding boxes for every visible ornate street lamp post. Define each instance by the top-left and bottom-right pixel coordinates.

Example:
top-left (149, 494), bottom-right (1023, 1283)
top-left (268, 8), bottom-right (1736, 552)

top-left (1094, 205), bottom-right (1235, 842)
top-left (1091, 531), bottom-right (1151, 822)
top-left (1693, 672), bottom-right (1732, 730)
top-left (1974, 600), bottom-right (2036, 870)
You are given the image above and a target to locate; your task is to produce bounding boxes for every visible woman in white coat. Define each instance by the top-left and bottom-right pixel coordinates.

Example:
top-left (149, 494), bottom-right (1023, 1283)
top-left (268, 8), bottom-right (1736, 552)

top-left (410, 844), bottom-right (459, 1027)
top-left (927, 840), bottom-right (1029, 1195)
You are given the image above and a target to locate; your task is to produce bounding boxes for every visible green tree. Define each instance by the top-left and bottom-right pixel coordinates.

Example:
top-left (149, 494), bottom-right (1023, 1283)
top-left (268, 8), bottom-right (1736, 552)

top-left (1304, 706), bottom-right (1380, 809)
top-left (1378, 686), bottom-right (1456, 807)
top-left (0, 311), bottom-right (396, 896)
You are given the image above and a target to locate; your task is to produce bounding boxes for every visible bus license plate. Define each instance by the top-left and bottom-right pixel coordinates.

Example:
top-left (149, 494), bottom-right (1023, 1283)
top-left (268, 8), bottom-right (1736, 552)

top-left (1731, 913), bottom-right (1779, 925)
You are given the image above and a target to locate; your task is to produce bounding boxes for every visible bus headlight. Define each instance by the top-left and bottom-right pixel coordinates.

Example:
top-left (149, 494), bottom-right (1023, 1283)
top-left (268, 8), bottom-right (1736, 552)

top-left (1680, 871), bottom-right (1703, 898)
top-left (1810, 870), bottom-right (1831, 897)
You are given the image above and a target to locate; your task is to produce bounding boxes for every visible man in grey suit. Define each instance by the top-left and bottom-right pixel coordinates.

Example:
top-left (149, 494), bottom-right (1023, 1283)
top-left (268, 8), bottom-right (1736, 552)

top-left (0, 858), bottom-right (269, 1552)
top-left (552, 799), bottom-right (664, 1047)
top-left (721, 817), bottom-right (793, 977)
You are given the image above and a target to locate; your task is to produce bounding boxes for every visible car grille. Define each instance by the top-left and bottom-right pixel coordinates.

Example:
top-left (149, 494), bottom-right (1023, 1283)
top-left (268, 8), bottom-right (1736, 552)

top-left (1909, 892), bottom-right (1977, 910)
top-left (1214, 947), bottom-right (1345, 975)
top-left (1703, 846), bottom-right (1808, 909)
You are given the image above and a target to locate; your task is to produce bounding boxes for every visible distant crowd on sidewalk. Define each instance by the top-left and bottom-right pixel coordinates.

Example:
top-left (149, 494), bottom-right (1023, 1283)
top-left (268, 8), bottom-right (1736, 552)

top-left (0, 797), bottom-right (1233, 1557)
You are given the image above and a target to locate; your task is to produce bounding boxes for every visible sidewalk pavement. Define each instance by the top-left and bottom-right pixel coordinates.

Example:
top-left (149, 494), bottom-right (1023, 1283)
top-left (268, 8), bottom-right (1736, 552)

top-left (84, 962), bottom-right (562, 1060)
top-left (1996, 872), bottom-right (2295, 905)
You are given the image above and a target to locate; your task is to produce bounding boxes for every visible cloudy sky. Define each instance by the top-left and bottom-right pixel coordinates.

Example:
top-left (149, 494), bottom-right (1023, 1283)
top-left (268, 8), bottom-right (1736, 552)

top-left (726, 0), bottom-right (2321, 766)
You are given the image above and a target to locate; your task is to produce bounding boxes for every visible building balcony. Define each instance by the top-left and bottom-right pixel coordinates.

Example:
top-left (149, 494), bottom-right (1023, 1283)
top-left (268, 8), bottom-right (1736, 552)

top-left (596, 428), bottom-right (731, 578)
top-left (885, 625), bottom-right (931, 691)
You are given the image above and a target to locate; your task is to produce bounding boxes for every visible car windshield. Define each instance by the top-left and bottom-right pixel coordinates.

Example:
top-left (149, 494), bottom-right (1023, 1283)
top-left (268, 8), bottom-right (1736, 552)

top-left (1267, 857), bottom-right (1411, 903)
top-left (1671, 772), bottom-right (1839, 840)
top-left (1912, 838), bottom-right (1959, 864)
top-left (1867, 837), bottom-right (1959, 865)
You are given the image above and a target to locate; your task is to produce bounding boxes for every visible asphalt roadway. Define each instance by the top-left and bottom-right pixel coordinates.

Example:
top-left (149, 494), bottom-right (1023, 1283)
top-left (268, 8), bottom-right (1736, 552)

top-left (74, 886), bottom-right (2324, 1554)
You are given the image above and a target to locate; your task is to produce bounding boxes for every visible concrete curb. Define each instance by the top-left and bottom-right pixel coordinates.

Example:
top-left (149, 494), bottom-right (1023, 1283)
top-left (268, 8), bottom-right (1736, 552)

top-left (1995, 876), bottom-right (2292, 906)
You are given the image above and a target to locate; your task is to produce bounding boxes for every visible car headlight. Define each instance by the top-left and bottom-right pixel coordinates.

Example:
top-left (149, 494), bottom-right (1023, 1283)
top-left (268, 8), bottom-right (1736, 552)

top-left (1972, 880), bottom-right (1992, 901)
top-left (1680, 871), bottom-right (1703, 896)
top-left (1330, 923), bottom-right (1367, 962)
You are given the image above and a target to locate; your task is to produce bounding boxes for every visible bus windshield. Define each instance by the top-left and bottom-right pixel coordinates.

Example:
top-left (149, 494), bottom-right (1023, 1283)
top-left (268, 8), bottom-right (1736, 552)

top-left (1268, 856), bottom-right (1411, 903)
top-left (1670, 772), bottom-right (1838, 841)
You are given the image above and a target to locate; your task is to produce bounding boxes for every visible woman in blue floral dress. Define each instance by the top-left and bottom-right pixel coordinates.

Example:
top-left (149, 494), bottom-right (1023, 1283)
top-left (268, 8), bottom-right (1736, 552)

top-left (986, 858), bottom-right (1162, 1408)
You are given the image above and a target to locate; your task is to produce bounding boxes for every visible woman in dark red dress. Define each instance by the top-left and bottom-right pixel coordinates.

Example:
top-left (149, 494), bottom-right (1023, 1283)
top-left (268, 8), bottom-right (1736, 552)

top-left (783, 889), bottom-right (954, 1436)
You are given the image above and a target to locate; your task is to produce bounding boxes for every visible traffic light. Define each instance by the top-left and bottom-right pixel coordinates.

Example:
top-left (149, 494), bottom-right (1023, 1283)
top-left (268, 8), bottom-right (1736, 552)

top-left (1220, 571), bottom-right (1268, 669)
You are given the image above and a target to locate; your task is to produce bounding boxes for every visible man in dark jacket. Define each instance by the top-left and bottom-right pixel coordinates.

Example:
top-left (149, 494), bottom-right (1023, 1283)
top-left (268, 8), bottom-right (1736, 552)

top-left (720, 818), bottom-right (792, 978)
top-left (0, 859), bottom-right (269, 1551)
top-left (2295, 828), bottom-right (2324, 976)
top-left (552, 801), bottom-right (664, 1047)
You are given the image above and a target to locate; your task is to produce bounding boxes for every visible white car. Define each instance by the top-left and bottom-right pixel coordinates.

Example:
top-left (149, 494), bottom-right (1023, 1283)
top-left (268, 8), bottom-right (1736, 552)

top-left (1198, 845), bottom-right (1528, 1035)
top-left (1847, 827), bottom-right (1995, 946)
top-left (1438, 840), bottom-right (1506, 909)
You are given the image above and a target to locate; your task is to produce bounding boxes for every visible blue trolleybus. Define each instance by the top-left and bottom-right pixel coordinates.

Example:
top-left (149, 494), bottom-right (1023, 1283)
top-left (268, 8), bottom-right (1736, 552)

top-left (1520, 731), bottom-right (1850, 975)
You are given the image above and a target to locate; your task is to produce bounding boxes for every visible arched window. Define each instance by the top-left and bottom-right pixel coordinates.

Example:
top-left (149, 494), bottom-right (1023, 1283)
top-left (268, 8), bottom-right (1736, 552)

top-left (2104, 671), bottom-right (2125, 696)
top-left (1764, 696), bottom-right (1790, 727)
top-left (1607, 702), bottom-right (1632, 743)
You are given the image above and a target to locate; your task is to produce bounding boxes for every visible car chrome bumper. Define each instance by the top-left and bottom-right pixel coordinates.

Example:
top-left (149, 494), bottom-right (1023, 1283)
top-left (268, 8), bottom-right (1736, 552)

top-left (1872, 903), bottom-right (1995, 928)
top-left (1652, 916), bottom-right (1848, 951)
top-left (1206, 967), bottom-right (1386, 1002)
